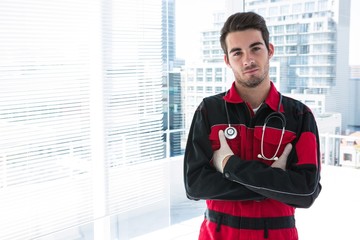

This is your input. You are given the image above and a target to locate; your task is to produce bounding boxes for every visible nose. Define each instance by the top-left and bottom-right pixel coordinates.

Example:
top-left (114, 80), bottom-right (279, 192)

top-left (243, 53), bottom-right (255, 66)
top-left (244, 58), bottom-right (255, 67)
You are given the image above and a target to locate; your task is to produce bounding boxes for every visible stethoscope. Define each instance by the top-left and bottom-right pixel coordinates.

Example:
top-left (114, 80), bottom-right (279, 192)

top-left (224, 93), bottom-right (286, 161)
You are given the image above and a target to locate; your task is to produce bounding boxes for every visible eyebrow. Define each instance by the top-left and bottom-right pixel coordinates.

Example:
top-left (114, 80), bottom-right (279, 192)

top-left (228, 42), bottom-right (264, 54)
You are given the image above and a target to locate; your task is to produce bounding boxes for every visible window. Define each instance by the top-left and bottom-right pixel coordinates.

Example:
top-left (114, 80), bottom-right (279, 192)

top-left (286, 24), bottom-right (298, 33)
top-left (286, 35), bottom-right (298, 44)
top-left (299, 56), bottom-right (309, 64)
top-left (314, 22), bottom-right (324, 31)
top-left (203, 50), bottom-right (210, 55)
top-left (275, 46), bottom-right (284, 54)
top-left (305, 2), bottom-right (315, 12)
top-left (197, 86), bottom-right (204, 92)
top-left (299, 34), bottom-right (309, 43)
top-left (280, 5), bottom-right (290, 14)
top-left (0, 1), bottom-right (98, 238)
top-left (274, 25), bottom-right (285, 34)
top-left (269, 6), bottom-right (279, 16)
top-left (343, 153), bottom-right (353, 161)
top-left (299, 23), bottom-right (309, 32)
top-left (286, 45), bottom-right (298, 54)
top-left (300, 45), bottom-right (310, 54)
top-left (215, 86), bottom-right (223, 92)
top-left (274, 36), bottom-right (284, 44)
top-left (215, 68), bottom-right (222, 75)
top-left (292, 3), bottom-right (302, 13)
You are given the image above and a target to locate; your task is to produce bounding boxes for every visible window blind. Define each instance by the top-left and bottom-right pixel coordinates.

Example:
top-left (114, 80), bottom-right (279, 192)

top-left (0, 0), bottom-right (98, 239)
top-left (102, 0), bottom-right (167, 215)
top-left (0, 0), bottom-right (169, 239)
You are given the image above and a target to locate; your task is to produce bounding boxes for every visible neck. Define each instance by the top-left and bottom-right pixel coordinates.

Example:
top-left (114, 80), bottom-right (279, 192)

top-left (235, 80), bottom-right (271, 109)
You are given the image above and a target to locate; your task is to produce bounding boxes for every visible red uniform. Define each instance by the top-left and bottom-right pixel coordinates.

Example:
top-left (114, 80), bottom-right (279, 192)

top-left (184, 82), bottom-right (321, 239)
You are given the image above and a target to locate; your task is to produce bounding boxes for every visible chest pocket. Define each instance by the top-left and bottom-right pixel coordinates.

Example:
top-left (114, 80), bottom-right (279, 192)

top-left (209, 125), bottom-right (242, 155)
top-left (253, 126), bottom-right (296, 161)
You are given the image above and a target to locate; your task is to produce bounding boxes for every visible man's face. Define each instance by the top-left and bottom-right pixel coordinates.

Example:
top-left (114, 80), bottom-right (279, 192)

top-left (224, 29), bottom-right (274, 89)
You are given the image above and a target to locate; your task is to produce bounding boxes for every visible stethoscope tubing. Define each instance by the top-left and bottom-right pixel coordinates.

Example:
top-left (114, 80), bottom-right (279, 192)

top-left (222, 91), bottom-right (321, 198)
top-left (224, 92), bottom-right (286, 161)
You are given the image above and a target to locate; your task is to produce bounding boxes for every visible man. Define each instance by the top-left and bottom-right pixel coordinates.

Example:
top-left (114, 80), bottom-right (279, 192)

top-left (183, 12), bottom-right (321, 240)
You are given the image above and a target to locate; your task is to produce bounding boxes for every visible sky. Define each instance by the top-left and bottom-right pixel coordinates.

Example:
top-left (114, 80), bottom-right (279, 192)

top-left (175, 0), bottom-right (224, 62)
top-left (176, 0), bottom-right (360, 65)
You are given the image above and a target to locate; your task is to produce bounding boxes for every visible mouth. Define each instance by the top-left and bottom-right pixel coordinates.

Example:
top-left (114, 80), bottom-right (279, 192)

top-left (243, 68), bottom-right (258, 74)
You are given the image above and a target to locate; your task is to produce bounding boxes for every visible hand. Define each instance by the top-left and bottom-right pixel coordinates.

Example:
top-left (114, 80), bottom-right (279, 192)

top-left (271, 143), bottom-right (292, 170)
top-left (213, 130), bottom-right (234, 173)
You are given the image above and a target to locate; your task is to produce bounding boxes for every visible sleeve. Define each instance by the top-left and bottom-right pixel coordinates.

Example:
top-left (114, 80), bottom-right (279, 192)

top-left (222, 109), bottom-right (322, 208)
top-left (183, 100), bottom-right (265, 201)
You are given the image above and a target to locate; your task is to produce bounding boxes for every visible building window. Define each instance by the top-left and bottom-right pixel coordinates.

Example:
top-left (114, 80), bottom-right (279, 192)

top-left (275, 46), bottom-right (284, 54)
top-left (314, 22), bottom-right (324, 31)
top-left (343, 153), bottom-right (353, 161)
top-left (299, 56), bottom-right (309, 64)
top-left (274, 36), bottom-right (284, 44)
top-left (280, 5), bottom-right (290, 14)
top-left (305, 2), bottom-right (315, 12)
top-left (292, 3), bottom-right (302, 13)
top-left (300, 45), bottom-right (309, 54)
top-left (274, 25), bottom-right (284, 34)
top-left (286, 46), bottom-right (297, 54)
top-left (215, 68), bottom-right (222, 75)
top-left (215, 77), bottom-right (222, 82)
top-left (286, 24), bottom-right (298, 33)
top-left (299, 23), bottom-right (309, 32)
top-left (215, 86), bottom-right (223, 93)
top-left (286, 35), bottom-right (297, 44)
top-left (299, 35), bottom-right (309, 44)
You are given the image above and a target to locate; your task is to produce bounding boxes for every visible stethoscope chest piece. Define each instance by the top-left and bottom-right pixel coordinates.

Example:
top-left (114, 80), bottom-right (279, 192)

top-left (224, 126), bottom-right (237, 139)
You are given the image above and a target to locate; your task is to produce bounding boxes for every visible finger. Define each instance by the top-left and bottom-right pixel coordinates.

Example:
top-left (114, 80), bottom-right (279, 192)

top-left (218, 130), bottom-right (227, 145)
top-left (281, 143), bottom-right (293, 158)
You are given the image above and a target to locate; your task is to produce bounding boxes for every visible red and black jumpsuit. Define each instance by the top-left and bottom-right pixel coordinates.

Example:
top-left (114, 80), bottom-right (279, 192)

top-left (184, 82), bottom-right (321, 240)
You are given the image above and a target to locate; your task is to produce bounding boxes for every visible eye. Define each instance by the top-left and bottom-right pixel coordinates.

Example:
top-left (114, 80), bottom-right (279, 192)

top-left (252, 46), bottom-right (263, 53)
top-left (233, 51), bottom-right (242, 56)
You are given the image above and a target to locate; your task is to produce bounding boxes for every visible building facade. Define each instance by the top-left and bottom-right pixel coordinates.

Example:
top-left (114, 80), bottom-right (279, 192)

top-left (349, 65), bottom-right (360, 131)
top-left (242, 0), bottom-right (352, 132)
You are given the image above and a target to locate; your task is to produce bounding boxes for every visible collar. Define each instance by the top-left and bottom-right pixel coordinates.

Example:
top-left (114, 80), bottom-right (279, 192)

top-left (223, 81), bottom-right (284, 113)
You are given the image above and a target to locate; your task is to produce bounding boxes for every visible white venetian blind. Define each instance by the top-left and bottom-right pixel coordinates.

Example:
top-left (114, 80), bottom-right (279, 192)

top-left (102, 0), bottom-right (167, 215)
top-left (0, 0), bottom-right (98, 239)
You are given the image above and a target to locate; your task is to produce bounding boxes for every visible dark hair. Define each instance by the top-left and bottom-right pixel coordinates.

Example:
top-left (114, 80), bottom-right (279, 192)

top-left (220, 12), bottom-right (270, 55)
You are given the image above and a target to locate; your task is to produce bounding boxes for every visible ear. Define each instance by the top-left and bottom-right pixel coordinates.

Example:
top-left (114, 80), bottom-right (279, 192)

top-left (224, 54), bottom-right (230, 67)
top-left (268, 43), bottom-right (274, 58)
